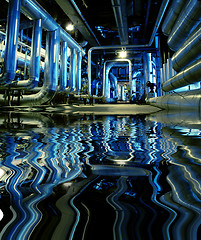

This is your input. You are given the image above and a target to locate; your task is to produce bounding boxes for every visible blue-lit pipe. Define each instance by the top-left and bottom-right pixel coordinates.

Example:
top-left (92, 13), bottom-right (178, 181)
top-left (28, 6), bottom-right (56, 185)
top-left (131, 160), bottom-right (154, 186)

top-left (77, 51), bottom-right (82, 93)
top-left (60, 41), bottom-right (68, 90)
top-left (12, 29), bottom-right (60, 105)
top-left (3, 0), bottom-right (21, 84)
top-left (13, 19), bottom-right (43, 88)
top-left (21, 0), bottom-right (84, 53)
top-left (69, 48), bottom-right (77, 91)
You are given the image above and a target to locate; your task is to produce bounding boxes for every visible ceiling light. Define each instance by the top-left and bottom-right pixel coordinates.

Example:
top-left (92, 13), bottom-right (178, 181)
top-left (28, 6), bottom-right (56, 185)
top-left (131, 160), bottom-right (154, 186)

top-left (66, 23), bottom-right (74, 31)
top-left (119, 50), bottom-right (127, 58)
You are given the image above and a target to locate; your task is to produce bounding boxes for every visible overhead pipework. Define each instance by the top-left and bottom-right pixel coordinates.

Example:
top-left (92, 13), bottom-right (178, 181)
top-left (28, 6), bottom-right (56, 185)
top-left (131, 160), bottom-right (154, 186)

top-left (0, 0), bottom-right (84, 106)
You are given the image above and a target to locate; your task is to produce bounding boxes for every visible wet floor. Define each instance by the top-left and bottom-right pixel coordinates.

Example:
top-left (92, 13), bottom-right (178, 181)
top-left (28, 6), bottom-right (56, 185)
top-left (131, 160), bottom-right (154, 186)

top-left (0, 110), bottom-right (201, 239)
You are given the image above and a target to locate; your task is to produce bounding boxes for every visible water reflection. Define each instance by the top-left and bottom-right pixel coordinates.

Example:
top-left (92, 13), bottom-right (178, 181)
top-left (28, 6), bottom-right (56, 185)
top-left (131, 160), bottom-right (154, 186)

top-left (0, 111), bottom-right (201, 239)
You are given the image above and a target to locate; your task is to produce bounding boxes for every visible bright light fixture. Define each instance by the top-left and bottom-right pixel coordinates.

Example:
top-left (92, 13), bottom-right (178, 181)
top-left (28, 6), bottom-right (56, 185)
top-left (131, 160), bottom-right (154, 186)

top-left (66, 23), bottom-right (74, 31)
top-left (119, 50), bottom-right (127, 58)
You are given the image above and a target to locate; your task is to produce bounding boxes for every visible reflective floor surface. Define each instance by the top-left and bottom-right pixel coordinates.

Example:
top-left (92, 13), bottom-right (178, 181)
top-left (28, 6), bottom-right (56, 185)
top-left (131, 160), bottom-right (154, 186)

top-left (0, 109), bottom-right (201, 239)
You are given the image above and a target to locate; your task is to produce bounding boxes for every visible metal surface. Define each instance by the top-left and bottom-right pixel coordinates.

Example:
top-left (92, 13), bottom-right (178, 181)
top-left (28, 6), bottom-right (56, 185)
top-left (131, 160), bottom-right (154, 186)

top-left (162, 0), bottom-right (187, 36)
top-left (3, 0), bottom-right (21, 83)
top-left (167, 0), bottom-right (201, 51)
top-left (172, 23), bottom-right (201, 72)
top-left (162, 58), bottom-right (201, 92)
top-left (111, 0), bottom-right (128, 45)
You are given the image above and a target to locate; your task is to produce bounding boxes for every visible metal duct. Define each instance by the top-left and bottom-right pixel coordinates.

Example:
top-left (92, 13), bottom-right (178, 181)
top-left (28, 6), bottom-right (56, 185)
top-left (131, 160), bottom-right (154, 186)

top-left (12, 19), bottom-right (43, 88)
top-left (60, 41), bottom-right (68, 91)
top-left (172, 23), bottom-right (201, 72)
top-left (147, 89), bottom-right (201, 110)
top-left (3, 0), bottom-right (21, 84)
top-left (162, 0), bottom-right (187, 36)
top-left (111, 0), bottom-right (129, 45)
top-left (162, 58), bottom-right (201, 92)
top-left (13, 29), bottom-right (60, 105)
top-left (167, 0), bottom-right (201, 51)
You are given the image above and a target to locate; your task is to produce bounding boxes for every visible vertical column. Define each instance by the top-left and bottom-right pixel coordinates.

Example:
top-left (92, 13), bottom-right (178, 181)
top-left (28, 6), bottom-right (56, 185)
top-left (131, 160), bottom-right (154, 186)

top-left (4, 0), bottom-right (21, 83)
top-left (29, 19), bottom-right (43, 86)
top-left (69, 48), bottom-right (76, 91)
top-left (77, 51), bottom-right (82, 93)
top-left (60, 41), bottom-right (68, 90)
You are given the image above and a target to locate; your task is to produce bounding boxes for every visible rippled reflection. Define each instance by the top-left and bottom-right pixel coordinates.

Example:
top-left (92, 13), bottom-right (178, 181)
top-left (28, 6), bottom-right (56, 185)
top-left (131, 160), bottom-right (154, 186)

top-left (0, 111), bottom-right (201, 239)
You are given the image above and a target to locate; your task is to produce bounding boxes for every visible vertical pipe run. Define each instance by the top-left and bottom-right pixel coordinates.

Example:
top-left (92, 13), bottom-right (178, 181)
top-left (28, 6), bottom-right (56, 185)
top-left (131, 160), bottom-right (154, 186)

top-left (60, 41), bottom-right (68, 90)
top-left (77, 51), bottom-right (82, 93)
top-left (29, 19), bottom-right (42, 86)
top-left (70, 48), bottom-right (77, 91)
top-left (47, 29), bottom-right (60, 91)
top-left (4, 0), bottom-right (21, 83)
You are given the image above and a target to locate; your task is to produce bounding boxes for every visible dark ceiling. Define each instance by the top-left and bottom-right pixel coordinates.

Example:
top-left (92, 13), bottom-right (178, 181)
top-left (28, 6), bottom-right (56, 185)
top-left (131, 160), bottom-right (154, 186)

top-left (1, 0), bottom-right (167, 49)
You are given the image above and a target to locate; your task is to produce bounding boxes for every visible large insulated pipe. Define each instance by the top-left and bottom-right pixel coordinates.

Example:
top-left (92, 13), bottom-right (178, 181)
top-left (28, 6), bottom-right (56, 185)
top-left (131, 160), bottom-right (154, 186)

top-left (147, 88), bottom-right (201, 110)
top-left (172, 23), bottom-right (201, 72)
top-left (21, 0), bottom-right (84, 53)
top-left (77, 51), bottom-right (82, 93)
top-left (162, 58), bottom-right (201, 92)
top-left (2, 0), bottom-right (21, 84)
top-left (60, 41), bottom-right (68, 90)
top-left (12, 19), bottom-right (43, 88)
top-left (167, 0), bottom-right (201, 51)
top-left (111, 0), bottom-right (129, 45)
top-left (13, 29), bottom-right (60, 105)
top-left (69, 48), bottom-right (77, 91)
top-left (88, 0), bottom-right (170, 95)
top-left (162, 0), bottom-right (187, 36)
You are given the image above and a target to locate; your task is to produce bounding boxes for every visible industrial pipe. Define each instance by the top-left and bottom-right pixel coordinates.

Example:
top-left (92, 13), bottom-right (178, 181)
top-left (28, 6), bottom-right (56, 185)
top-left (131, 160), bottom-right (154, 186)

top-left (167, 0), bottom-right (201, 51)
top-left (103, 59), bottom-right (132, 101)
top-left (172, 23), bottom-right (201, 72)
top-left (88, 0), bottom-right (170, 95)
top-left (60, 41), bottom-right (68, 91)
top-left (2, 0), bottom-right (21, 84)
top-left (162, 0), bottom-right (187, 36)
top-left (21, 0), bottom-right (84, 54)
top-left (76, 51), bottom-right (82, 93)
top-left (12, 19), bottom-right (43, 88)
top-left (162, 58), bottom-right (201, 92)
top-left (111, 0), bottom-right (129, 45)
top-left (69, 48), bottom-right (77, 92)
top-left (11, 29), bottom-right (60, 105)
top-left (147, 88), bottom-right (201, 110)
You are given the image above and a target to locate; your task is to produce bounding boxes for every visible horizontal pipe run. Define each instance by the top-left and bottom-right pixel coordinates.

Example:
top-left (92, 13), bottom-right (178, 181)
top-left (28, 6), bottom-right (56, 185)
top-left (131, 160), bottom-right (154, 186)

top-left (87, 0), bottom-right (170, 95)
top-left (167, 0), bottom-right (201, 51)
top-left (147, 89), bottom-right (201, 110)
top-left (21, 0), bottom-right (84, 54)
top-left (162, 58), bottom-right (201, 92)
top-left (162, 0), bottom-right (187, 36)
top-left (172, 23), bottom-right (201, 72)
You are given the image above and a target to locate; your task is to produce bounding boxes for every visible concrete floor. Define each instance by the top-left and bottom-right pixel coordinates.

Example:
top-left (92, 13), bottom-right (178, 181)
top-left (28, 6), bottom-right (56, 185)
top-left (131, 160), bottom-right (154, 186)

top-left (9, 104), bottom-right (161, 115)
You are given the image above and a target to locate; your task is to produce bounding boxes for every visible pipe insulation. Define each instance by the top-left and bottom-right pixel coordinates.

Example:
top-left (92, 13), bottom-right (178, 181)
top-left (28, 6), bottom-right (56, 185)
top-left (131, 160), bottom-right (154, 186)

top-left (172, 23), bottom-right (201, 72)
top-left (147, 89), bottom-right (201, 110)
top-left (12, 29), bottom-right (60, 105)
top-left (167, 0), bottom-right (201, 51)
top-left (162, 0), bottom-right (187, 36)
top-left (162, 58), bottom-right (201, 92)
top-left (12, 19), bottom-right (43, 88)
top-left (21, 0), bottom-right (84, 53)
top-left (3, 0), bottom-right (21, 83)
